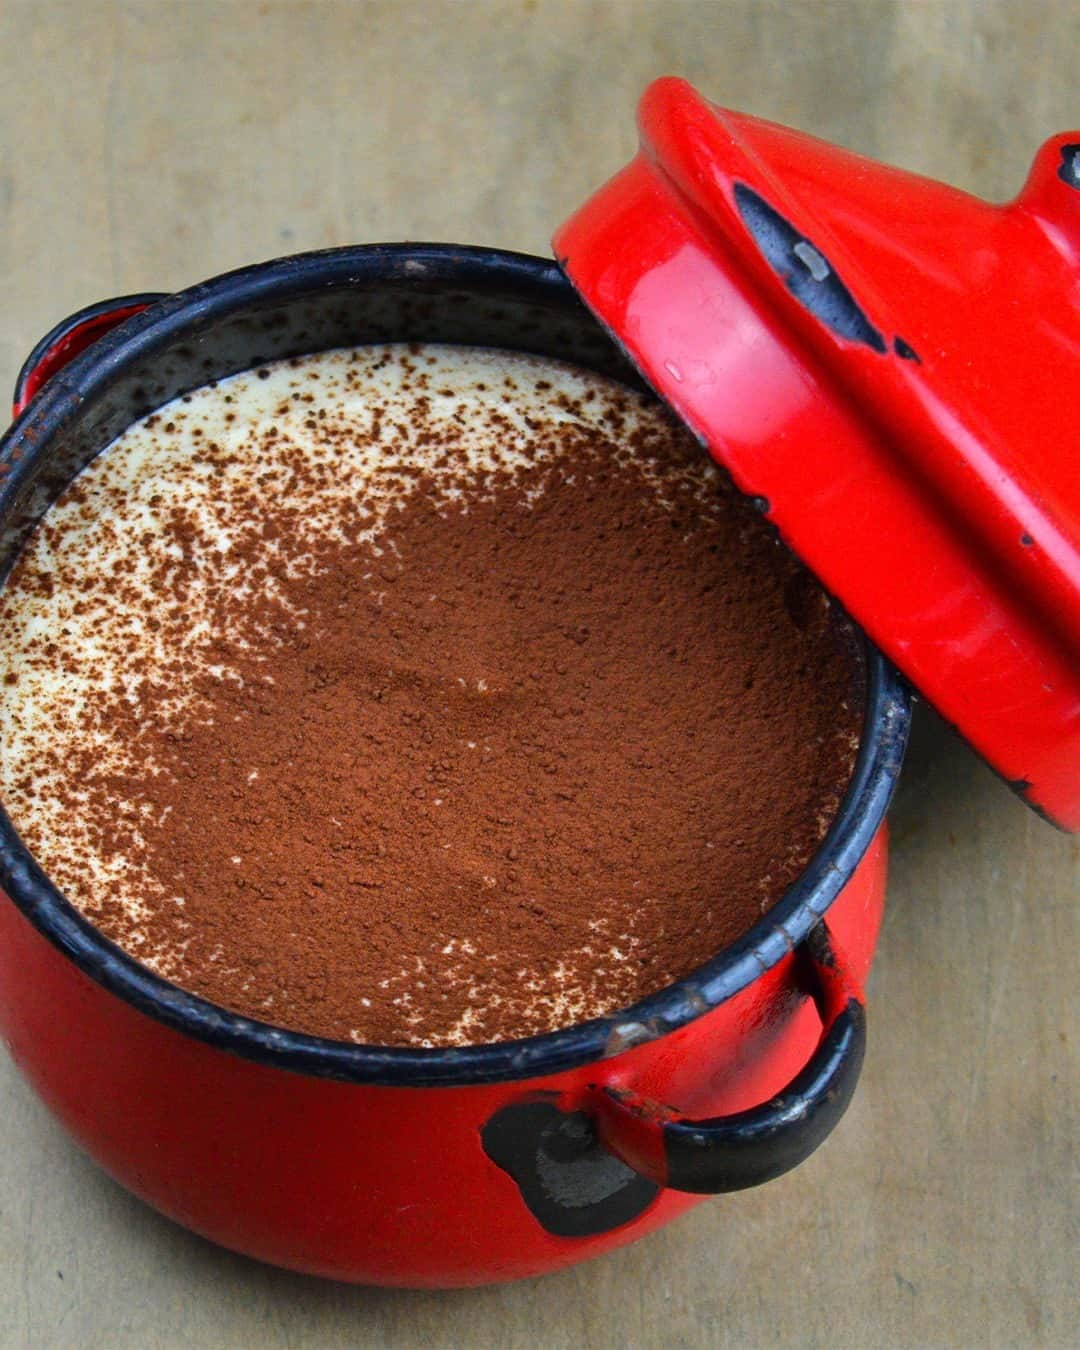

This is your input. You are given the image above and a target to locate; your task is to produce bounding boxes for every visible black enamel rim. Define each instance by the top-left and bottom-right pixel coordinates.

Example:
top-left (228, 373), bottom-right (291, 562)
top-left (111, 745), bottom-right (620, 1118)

top-left (0, 244), bottom-right (912, 1087)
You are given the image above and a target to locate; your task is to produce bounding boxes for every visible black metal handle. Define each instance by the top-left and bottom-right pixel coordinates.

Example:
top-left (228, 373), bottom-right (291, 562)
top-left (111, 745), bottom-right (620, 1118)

top-left (13, 292), bottom-right (168, 416)
top-left (593, 922), bottom-right (866, 1194)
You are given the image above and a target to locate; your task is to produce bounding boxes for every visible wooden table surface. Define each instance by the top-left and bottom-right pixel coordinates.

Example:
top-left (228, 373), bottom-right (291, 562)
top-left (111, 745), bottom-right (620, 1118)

top-left (0, 3), bottom-right (1076, 1346)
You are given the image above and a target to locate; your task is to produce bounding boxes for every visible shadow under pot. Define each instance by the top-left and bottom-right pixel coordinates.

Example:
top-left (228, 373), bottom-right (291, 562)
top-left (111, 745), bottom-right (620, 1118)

top-left (0, 245), bottom-right (910, 1287)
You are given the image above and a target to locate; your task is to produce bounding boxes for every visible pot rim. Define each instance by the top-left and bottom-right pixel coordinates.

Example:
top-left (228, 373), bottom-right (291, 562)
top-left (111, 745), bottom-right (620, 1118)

top-left (0, 243), bottom-right (911, 1087)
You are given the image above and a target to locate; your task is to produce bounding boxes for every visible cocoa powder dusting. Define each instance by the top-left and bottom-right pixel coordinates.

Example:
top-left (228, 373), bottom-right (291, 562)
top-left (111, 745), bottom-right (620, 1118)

top-left (0, 346), bottom-right (863, 1046)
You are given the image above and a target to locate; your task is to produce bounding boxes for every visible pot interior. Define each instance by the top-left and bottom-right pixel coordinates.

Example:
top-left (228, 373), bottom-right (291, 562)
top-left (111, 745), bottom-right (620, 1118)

top-left (0, 245), bottom-right (909, 1085)
top-left (0, 248), bottom-right (642, 582)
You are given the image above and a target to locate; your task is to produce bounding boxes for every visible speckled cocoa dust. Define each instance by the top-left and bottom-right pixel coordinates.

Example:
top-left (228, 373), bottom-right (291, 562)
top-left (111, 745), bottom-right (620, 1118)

top-left (0, 345), bottom-right (863, 1046)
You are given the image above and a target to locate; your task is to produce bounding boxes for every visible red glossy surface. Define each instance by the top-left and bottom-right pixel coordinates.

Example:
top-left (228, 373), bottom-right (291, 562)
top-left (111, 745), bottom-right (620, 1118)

top-left (0, 834), bottom-right (885, 1285)
top-left (554, 77), bottom-right (1080, 829)
top-left (12, 302), bottom-right (153, 419)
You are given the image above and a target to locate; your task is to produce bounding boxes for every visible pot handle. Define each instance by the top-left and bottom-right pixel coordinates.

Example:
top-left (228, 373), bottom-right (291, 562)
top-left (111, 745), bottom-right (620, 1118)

top-left (12, 293), bottom-right (168, 418)
top-left (591, 921), bottom-right (866, 1194)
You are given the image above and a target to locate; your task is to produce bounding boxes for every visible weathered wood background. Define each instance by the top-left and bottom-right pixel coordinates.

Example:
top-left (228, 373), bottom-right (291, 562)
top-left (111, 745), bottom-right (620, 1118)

top-left (0, 3), bottom-right (1076, 1346)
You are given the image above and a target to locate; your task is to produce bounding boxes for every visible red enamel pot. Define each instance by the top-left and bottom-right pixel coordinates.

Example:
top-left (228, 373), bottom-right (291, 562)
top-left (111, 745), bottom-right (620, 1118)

top-left (0, 246), bottom-right (909, 1286)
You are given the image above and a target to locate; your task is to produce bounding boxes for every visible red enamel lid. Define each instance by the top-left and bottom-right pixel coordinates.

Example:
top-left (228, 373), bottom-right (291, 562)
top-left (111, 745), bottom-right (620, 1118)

top-left (554, 77), bottom-right (1080, 831)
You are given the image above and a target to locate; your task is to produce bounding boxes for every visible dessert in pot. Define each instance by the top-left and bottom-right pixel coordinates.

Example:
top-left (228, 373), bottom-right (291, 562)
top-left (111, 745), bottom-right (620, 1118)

top-left (0, 343), bottom-right (862, 1046)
